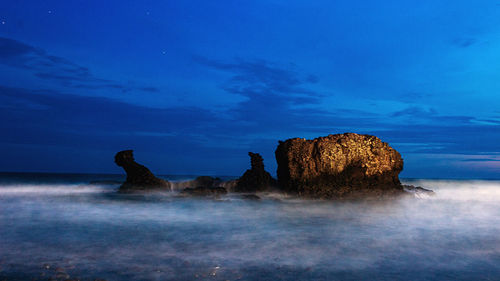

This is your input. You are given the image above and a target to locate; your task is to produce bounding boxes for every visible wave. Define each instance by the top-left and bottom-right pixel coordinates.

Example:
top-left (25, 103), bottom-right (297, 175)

top-left (0, 183), bottom-right (112, 196)
top-left (403, 179), bottom-right (500, 202)
top-left (2, 179), bottom-right (500, 202)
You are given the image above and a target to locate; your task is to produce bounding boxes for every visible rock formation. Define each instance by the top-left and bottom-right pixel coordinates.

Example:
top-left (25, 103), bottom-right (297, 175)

top-left (175, 176), bottom-right (229, 196)
top-left (275, 133), bottom-right (404, 199)
top-left (403, 185), bottom-right (435, 196)
top-left (172, 176), bottom-right (223, 190)
top-left (235, 152), bottom-right (277, 192)
top-left (180, 186), bottom-right (227, 197)
top-left (114, 150), bottom-right (170, 192)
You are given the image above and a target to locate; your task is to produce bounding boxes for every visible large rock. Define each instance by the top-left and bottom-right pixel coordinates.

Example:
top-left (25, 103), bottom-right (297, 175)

top-left (235, 152), bottom-right (277, 192)
top-left (275, 133), bottom-right (404, 199)
top-left (114, 150), bottom-right (170, 192)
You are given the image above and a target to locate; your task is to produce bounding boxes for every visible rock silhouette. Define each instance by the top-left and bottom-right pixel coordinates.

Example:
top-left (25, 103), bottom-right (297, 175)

top-left (180, 186), bottom-right (227, 197)
top-left (235, 152), bottom-right (277, 192)
top-left (275, 133), bottom-right (404, 199)
top-left (114, 150), bottom-right (170, 192)
top-left (175, 176), bottom-right (230, 196)
top-left (173, 176), bottom-right (223, 190)
top-left (403, 185), bottom-right (435, 196)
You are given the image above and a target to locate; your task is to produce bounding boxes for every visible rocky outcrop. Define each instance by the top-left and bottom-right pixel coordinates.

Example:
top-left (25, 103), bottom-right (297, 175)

top-left (403, 185), bottom-right (435, 196)
top-left (220, 179), bottom-right (239, 192)
top-left (235, 152), bottom-right (277, 192)
top-left (172, 176), bottom-right (223, 190)
top-left (175, 176), bottom-right (229, 196)
top-left (275, 133), bottom-right (404, 199)
top-left (180, 186), bottom-right (227, 197)
top-left (114, 150), bottom-right (170, 192)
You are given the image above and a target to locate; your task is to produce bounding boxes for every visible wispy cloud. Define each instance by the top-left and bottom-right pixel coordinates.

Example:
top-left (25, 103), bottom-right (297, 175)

top-left (0, 85), bottom-right (218, 138)
top-left (391, 106), bottom-right (475, 125)
top-left (0, 37), bottom-right (158, 93)
top-left (194, 56), bottom-right (321, 105)
top-left (462, 158), bottom-right (500, 162)
top-left (451, 38), bottom-right (477, 48)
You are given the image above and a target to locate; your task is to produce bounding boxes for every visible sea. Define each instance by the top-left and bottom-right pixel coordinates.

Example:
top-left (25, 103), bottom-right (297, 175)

top-left (1, 172), bottom-right (500, 280)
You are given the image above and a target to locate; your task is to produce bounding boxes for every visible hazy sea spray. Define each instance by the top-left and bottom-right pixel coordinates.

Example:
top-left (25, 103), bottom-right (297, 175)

top-left (1, 175), bottom-right (500, 280)
top-left (0, 184), bottom-right (107, 195)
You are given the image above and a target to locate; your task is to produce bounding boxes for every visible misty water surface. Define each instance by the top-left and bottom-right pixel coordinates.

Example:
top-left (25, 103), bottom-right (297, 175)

top-left (1, 174), bottom-right (500, 280)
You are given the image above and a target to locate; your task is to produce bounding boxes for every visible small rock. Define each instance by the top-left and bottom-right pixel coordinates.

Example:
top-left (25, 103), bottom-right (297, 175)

top-left (180, 186), bottom-right (227, 197)
top-left (173, 176), bottom-right (223, 190)
top-left (403, 185), bottom-right (434, 195)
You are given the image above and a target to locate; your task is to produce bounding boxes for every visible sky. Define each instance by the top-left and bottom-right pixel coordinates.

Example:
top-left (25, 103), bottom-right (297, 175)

top-left (1, 0), bottom-right (500, 178)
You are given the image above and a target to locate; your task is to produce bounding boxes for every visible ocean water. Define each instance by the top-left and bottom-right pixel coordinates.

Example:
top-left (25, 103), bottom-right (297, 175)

top-left (1, 173), bottom-right (500, 280)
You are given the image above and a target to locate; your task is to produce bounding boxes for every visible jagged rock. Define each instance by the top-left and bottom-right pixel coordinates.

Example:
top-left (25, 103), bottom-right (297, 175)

top-left (235, 152), bottom-right (277, 192)
top-left (275, 133), bottom-right (404, 199)
top-left (114, 150), bottom-right (170, 192)
top-left (180, 186), bottom-right (227, 196)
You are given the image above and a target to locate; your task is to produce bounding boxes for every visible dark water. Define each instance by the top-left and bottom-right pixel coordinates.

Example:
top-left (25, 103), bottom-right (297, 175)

top-left (1, 173), bottom-right (500, 280)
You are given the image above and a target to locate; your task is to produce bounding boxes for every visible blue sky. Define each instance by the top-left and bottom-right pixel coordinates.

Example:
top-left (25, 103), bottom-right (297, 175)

top-left (1, 0), bottom-right (500, 178)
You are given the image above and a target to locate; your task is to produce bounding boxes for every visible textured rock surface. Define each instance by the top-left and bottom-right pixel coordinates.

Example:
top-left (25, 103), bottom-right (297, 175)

top-left (275, 133), bottom-right (404, 198)
top-left (235, 152), bottom-right (277, 192)
top-left (114, 150), bottom-right (170, 192)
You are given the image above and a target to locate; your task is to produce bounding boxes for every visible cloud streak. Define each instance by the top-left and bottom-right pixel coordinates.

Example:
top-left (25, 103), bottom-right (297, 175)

top-left (0, 37), bottom-right (158, 93)
top-left (195, 56), bottom-right (321, 104)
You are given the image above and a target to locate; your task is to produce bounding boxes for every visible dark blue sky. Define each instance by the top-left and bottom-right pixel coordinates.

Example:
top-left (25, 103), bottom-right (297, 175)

top-left (1, 0), bottom-right (500, 178)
